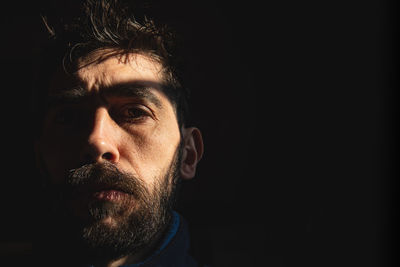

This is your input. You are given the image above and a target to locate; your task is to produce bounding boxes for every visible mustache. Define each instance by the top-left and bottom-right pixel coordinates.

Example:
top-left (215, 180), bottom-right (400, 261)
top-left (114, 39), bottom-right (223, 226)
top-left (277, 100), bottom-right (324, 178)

top-left (65, 162), bottom-right (148, 199)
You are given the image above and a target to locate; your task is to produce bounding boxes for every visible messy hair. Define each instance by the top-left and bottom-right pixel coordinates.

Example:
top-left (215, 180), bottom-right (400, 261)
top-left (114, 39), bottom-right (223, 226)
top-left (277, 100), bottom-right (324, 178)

top-left (34, 0), bottom-right (189, 131)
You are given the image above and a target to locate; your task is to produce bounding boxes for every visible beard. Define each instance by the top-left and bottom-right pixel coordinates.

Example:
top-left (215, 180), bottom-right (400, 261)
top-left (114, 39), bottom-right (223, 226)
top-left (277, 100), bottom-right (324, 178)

top-left (37, 146), bottom-right (182, 264)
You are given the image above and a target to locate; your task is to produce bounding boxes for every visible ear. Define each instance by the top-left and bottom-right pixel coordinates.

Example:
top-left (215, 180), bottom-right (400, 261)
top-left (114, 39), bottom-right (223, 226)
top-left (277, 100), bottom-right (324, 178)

top-left (180, 127), bottom-right (204, 180)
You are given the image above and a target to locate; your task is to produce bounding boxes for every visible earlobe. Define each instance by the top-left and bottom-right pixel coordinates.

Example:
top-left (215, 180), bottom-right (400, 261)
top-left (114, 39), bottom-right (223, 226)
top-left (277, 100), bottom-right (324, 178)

top-left (180, 127), bottom-right (204, 180)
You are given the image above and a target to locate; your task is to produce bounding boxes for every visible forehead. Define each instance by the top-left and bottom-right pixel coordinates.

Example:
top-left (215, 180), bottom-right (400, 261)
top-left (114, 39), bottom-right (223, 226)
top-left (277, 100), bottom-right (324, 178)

top-left (70, 51), bottom-right (164, 92)
top-left (47, 51), bottom-right (173, 111)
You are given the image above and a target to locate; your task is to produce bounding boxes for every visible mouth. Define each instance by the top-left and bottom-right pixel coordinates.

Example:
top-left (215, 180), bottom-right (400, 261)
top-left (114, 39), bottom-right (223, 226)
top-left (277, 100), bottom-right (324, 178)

top-left (92, 189), bottom-right (131, 201)
top-left (70, 183), bottom-right (134, 203)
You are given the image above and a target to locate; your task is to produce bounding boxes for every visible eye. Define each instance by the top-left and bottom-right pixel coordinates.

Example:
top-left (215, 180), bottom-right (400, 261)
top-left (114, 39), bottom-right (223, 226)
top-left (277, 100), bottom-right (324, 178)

top-left (117, 105), bottom-right (152, 123)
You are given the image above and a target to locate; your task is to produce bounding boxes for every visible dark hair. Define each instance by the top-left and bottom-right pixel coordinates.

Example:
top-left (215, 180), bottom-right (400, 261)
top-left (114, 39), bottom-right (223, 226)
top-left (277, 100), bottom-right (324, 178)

top-left (33, 0), bottom-right (189, 133)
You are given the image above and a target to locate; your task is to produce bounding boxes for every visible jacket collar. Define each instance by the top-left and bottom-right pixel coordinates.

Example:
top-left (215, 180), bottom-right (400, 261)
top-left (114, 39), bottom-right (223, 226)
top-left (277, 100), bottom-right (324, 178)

top-left (121, 211), bottom-right (198, 267)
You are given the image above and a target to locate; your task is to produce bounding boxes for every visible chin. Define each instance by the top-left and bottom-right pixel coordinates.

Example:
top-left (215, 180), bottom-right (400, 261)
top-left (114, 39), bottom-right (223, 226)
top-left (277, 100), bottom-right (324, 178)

top-left (99, 216), bottom-right (120, 227)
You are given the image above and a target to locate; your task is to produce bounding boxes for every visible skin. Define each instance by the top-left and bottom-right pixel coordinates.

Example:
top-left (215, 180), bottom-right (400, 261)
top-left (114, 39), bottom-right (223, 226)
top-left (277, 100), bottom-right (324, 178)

top-left (36, 50), bottom-right (203, 266)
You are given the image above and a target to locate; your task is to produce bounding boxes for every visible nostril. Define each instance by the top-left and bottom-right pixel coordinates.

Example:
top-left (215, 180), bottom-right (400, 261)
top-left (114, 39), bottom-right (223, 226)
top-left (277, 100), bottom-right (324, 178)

top-left (102, 152), bottom-right (114, 161)
top-left (101, 152), bottom-right (115, 161)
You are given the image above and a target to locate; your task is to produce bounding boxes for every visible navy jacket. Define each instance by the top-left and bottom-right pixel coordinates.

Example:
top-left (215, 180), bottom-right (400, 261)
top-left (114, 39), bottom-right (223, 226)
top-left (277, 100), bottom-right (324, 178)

top-left (120, 212), bottom-right (200, 267)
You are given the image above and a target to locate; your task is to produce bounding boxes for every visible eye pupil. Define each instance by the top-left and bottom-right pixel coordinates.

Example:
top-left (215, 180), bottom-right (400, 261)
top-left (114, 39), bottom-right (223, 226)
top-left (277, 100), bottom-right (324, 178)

top-left (127, 108), bottom-right (141, 117)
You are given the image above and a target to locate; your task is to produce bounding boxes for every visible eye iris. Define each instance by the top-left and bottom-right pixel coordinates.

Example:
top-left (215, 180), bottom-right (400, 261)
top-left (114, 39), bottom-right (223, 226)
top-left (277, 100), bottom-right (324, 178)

top-left (128, 108), bottom-right (137, 117)
top-left (127, 107), bottom-right (145, 118)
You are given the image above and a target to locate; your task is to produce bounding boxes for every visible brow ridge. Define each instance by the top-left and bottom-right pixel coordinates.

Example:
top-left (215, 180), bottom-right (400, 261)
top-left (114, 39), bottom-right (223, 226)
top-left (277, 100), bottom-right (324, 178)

top-left (48, 81), bottom-right (163, 108)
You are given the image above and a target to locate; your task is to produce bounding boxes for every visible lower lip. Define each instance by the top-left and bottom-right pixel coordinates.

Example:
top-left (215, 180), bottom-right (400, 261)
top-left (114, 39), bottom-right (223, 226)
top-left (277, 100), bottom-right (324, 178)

top-left (92, 190), bottom-right (128, 201)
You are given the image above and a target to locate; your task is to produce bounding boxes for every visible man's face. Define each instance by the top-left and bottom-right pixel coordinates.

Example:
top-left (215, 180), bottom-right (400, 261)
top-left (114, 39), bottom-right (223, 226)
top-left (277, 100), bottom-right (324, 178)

top-left (36, 50), bottom-right (185, 259)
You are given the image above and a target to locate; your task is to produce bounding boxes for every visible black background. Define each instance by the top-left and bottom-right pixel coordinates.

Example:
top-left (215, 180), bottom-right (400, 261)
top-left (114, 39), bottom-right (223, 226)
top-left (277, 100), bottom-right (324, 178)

top-left (0, 0), bottom-right (398, 266)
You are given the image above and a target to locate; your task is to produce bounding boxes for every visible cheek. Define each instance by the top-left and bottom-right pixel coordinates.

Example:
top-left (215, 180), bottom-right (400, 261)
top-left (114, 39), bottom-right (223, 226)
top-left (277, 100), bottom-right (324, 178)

top-left (120, 123), bottom-right (181, 183)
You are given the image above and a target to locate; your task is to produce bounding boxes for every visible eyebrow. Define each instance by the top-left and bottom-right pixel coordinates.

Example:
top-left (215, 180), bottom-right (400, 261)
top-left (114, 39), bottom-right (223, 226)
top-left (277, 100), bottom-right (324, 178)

top-left (47, 82), bottom-right (163, 108)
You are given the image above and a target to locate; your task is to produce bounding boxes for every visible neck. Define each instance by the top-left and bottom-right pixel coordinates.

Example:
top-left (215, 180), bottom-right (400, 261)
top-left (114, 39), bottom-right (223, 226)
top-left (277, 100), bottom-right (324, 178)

top-left (90, 226), bottom-right (167, 267)
top-left (37, 213), bottom-right (173, 267)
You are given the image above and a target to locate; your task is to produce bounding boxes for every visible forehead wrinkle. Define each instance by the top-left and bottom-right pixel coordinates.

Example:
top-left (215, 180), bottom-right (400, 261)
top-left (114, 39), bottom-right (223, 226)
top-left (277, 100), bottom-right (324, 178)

top-left (47, 82), bottom-right (167, 111)
top-left (48, 52), bottom-right (169, 108)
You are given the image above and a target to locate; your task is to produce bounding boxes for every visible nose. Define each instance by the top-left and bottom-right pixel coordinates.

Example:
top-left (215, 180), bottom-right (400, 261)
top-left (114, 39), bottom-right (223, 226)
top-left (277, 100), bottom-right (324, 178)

top-left (80, 107), bottom-right (120, 164)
